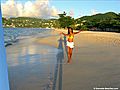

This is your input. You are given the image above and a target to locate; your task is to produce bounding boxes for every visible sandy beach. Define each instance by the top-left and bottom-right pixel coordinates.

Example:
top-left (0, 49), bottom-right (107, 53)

top-left (6, 29), bottom-right (120, 90)
top-left (36, 29), bottom-right (120, 90)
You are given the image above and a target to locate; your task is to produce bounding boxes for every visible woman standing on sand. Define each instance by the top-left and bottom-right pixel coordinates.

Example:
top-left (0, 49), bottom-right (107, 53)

top-left (61, 27), bottom-right (81, 63)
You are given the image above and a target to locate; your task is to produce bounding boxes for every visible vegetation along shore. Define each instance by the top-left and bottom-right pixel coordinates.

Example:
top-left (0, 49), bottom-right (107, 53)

top-left (2, 12), bottom-right (120, 32)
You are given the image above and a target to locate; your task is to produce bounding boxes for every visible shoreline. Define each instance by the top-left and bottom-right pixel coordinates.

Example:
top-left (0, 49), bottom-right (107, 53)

top-left (4, 27), bottom-right (120, 46)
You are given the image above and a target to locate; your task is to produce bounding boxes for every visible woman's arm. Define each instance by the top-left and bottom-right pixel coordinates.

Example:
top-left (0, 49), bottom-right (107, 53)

top-left (60, 32), bottom-right (68, 36)
top-left (74, 30), bottom-right (82, 34)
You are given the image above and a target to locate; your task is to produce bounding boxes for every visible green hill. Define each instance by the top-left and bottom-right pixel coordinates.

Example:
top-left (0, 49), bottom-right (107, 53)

top-left (2, 17), bottom-right (60, 28)
top-left (75, 12), bottom-right (120, 32)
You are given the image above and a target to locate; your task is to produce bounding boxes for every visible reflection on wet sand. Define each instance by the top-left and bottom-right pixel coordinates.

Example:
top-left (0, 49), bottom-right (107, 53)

top-left (6, 38), bottom-right (59, 90)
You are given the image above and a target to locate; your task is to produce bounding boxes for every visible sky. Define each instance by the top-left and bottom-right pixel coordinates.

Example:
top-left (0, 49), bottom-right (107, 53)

top-left (1, 0), bottom-right (120, 19)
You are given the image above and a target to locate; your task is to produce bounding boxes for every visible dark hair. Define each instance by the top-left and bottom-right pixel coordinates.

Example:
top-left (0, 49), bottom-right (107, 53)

top-left (67, 27), bottom-right (73, 34)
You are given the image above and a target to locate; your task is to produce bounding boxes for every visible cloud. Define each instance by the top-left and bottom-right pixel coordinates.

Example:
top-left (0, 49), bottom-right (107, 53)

top-left (1, 0), bottom-right (59, 18)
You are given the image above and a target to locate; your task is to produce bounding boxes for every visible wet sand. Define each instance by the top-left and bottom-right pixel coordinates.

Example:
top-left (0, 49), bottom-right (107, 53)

top-left (6, 29), bottom-right (120, 90)
top-left (6, 36), bottom-right (60, 90)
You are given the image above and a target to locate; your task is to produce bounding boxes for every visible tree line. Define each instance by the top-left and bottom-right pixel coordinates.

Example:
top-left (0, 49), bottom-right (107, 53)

top-left (58, 12), bottom-right (120, 32)
top-left (2, 11), bottom-right (120, 32)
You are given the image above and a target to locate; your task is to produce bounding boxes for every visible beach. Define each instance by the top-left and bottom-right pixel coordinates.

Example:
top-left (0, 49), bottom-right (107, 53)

top-left (36, 29), bottom-right (120, 90)
top-left (6, 29), bottom-right (120, 90)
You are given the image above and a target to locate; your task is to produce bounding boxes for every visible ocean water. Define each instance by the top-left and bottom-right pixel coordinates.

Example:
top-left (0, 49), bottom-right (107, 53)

top-left (4, 28), bottom-right (52, 47)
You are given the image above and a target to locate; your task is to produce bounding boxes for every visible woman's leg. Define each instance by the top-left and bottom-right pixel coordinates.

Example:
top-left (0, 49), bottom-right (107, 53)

top-left (67, 47), bottom-right (71, 63)
top-left (69, 48), bottom-right (73, 59)
top-left (67, 47), bottom-right (73, 63)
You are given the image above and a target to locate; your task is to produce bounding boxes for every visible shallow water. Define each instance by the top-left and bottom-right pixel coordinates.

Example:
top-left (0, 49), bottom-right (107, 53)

top-left (4, 28), bottom-right (52, 46)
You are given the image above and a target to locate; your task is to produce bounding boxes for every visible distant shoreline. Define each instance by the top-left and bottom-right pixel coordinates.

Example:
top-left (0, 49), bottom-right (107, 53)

top-left (3, 27), bottom-right (120, 34)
